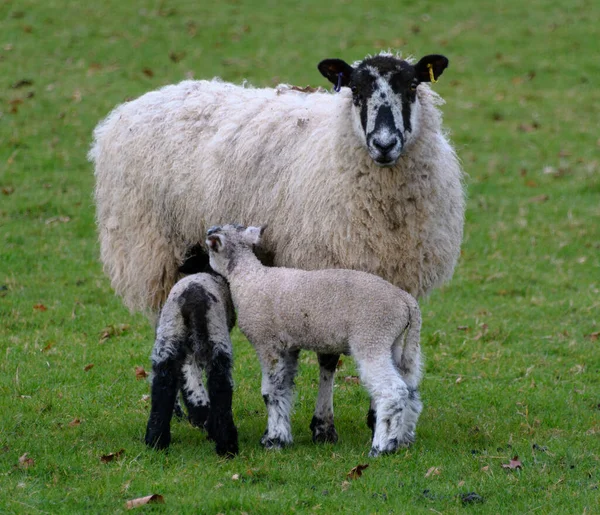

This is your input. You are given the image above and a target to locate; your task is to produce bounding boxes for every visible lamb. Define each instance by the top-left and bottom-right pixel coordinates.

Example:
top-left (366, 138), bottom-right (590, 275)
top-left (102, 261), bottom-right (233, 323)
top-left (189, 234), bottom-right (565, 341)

top-left (144, 271), bottom-right (238, 456)
top-left (206, 224), bottom-right (423, 457)
top-left (90, 51), bottom-right (464, 443)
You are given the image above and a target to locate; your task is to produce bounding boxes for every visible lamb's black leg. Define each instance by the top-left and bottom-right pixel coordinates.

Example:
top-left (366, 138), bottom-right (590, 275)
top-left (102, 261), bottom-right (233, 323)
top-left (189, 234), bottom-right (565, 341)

top-left (206, 345), bottom-right (238, 456)
top-left (310, 353), bottom-right (339, 444)
top-left (145, 359), bottom-right (180, 449)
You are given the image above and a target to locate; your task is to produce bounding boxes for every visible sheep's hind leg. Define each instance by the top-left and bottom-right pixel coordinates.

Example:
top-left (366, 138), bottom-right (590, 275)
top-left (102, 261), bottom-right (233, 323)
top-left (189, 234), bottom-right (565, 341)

top-left (356, 352), bottom-right (408, 457)
top-left (180, 355), bottom-right (211, 430)
top-left (310, 353), bottom-right (339, 444)
top-left (145, 357), bottom-right (180, 450)
top-left (205, 342), bottom-right (238, 456)
top-left (260, 349), bottom-right (299, 450)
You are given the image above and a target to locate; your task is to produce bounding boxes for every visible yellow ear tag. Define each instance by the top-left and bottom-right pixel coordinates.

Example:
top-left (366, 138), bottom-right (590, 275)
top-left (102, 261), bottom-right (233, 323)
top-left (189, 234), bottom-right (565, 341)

top-left (427, 63), bottom-right (438, 83)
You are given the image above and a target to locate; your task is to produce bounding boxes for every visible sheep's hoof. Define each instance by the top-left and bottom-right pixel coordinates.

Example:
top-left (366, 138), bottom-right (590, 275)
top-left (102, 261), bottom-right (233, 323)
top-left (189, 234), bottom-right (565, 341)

top-left (145, 429), bottom-right (171, 450)
top-left (260, 433), bottom-right (290, 450)
top-left (310, 416), bottom-right (338, 444)
top-left (187, 404), bottom-right (210, 430)
top-left (215, 436), bottom-right (239, 457)
top-left (369, 438), bottom-right (399, 457)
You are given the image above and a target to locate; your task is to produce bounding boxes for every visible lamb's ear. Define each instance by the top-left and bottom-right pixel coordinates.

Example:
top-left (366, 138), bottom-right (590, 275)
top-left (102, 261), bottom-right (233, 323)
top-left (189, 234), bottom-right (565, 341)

top-left (318, 59), bottom-right (354, 88)
top-left (244, 226), bottom-right (264, 246)
top-left (206, 234), bottom-right (222, 252)
top-left (414, 55), bottom-right (449, 83)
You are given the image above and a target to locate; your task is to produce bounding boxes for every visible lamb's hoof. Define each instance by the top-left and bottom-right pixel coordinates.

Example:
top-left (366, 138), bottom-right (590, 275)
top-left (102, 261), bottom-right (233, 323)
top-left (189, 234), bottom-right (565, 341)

top-left (145, 429), bottom-right (171, 450)
top-left (310, 416), bottom-right (338, 444)
top-left (213, 422), bottom-right (239, 457)
top-left (260, 433), bottom-right (290, 450)
top-left (187, 404), bottom-right (210, 430)
top-left (215, 436), bottom-right (239, 457)
top-left (369, 438), bottom-right (399, 457)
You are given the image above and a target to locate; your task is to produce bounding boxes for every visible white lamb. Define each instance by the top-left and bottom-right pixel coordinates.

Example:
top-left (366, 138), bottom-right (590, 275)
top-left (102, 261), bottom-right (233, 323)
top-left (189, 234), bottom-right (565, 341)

top-left (206, 224), bottom-right (423, 457)
top-left (90, 51), bottom-right (464, 443)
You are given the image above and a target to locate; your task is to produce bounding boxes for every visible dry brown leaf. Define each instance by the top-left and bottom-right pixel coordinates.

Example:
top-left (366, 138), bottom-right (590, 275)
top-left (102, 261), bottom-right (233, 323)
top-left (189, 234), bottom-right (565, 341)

top-left (125, 494), bottom-right (164, 509)
top-left (585, 331), bottom-right (599, 341)
top-left (18, 453), bottom-right (34, 468)
top-left (343, 376), bottom-right (360, 384)
top-left (481, 465), bottom-right (490, 472)
top-left (501, 456), bottom-right (522, 470)
top-left (231, 473), bottom-right (240, 480)
top-left (142, 67), bottom-right (154, 78)
top-left (135, 366), bottom-right (148, 380)
top-left (2, 186), bottom-right (15, 195)
top-left (33, 303), bottom-right (47, 312)
top-left (425, 466), bottom-right (441, 478)
top-left (528, 194), bottom-right (549, 203)
top-left (84, 363), bottom-right (94, 372)
top-left (101, 448), bottom-right (125, 463)
top-left (42, 342), bottom-right (54, 352)
top-left (347, 464), bottom-right (369, 480)
top-left (68, 418), bottom-right (81, 427)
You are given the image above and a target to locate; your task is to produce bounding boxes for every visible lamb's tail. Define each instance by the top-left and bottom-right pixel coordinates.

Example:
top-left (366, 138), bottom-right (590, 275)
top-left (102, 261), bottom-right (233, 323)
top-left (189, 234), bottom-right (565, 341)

top-left (392, 293), bottom-right (422, 388)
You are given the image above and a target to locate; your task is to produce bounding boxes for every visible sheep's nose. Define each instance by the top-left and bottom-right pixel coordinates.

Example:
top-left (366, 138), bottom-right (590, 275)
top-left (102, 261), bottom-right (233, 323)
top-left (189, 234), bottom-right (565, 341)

top-left (372, 137), bottom-right (398, 155)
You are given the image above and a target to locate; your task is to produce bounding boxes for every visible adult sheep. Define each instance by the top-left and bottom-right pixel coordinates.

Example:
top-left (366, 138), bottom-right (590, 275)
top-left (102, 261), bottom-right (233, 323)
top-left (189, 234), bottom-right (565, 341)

top-left (90, 51), bottom-right (465, 442)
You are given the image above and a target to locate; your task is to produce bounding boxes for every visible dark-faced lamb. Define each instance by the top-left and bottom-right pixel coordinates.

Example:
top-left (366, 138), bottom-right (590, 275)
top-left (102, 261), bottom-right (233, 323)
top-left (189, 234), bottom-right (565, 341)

top-left (205, 224), bottom-right (423, 457)
top-left (91, 51), bottom-right (463, 444)
top-left (145, 272), bottom-right (238, 456)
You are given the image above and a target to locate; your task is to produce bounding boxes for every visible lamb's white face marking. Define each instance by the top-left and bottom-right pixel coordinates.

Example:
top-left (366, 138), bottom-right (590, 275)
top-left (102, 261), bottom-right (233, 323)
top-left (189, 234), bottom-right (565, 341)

top-left (349, 56), bottom-right (421, 167)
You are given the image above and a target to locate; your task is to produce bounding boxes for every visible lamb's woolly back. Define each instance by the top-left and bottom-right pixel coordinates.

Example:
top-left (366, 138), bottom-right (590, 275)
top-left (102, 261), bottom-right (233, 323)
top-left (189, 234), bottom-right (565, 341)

top-left (91, 54), bottom-right (464, 315)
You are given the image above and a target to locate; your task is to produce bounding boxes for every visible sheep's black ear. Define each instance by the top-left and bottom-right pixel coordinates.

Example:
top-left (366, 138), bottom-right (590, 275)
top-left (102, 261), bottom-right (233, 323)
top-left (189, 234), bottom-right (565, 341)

top-left (318, 59), bottom-right (354, 88)
top-left (414, 55), bottom-right (449, 83)
top-left (206, 235), bottom-right (222, 251)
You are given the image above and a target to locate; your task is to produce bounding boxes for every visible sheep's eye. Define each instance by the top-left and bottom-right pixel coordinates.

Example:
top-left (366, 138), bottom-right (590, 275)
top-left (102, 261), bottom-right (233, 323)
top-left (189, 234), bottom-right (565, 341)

top-left (351, 85), bottom-right (357, 93)
top-left (410, 82), bottom-right (418, 92)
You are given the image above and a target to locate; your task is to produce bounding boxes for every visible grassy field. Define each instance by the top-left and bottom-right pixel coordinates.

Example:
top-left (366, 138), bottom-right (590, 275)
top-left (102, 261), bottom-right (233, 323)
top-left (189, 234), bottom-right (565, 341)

top-left (1, 0), bottom-right (598, 512)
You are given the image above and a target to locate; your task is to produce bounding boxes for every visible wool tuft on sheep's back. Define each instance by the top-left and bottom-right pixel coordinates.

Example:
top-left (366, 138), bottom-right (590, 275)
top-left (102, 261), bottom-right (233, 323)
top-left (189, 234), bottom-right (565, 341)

top-left (90, 52), bottom-right (465, 316)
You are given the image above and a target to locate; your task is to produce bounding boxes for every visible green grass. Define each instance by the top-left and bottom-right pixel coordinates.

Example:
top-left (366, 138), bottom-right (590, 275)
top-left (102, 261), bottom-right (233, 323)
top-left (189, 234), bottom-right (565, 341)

top-left (1, 0), bottom-right (598, 512)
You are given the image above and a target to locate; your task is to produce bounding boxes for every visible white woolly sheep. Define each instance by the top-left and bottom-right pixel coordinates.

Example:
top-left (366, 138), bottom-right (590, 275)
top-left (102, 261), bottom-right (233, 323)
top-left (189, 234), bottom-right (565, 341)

top-left (145, 271), bottom-right (238, 456)
top-left (90, 51), bottom-right (464, 443)
top-left (206, 224), bottom-right (423, 457)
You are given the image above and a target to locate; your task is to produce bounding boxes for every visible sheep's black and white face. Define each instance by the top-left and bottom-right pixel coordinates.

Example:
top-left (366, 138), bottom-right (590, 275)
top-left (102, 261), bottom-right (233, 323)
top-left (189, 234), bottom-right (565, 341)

top-left (206, 224), bottom-right (265, 276)
top-left (319, 53), bottom-right (448, 167)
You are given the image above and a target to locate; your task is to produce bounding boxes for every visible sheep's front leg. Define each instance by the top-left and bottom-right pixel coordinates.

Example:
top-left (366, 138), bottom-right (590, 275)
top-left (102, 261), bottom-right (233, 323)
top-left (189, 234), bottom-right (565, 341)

top-left (259, 349), bottom-right (299, 449)
top-left (205, 343), bottom-right (238, 456)
top-left (310, 353), bottom-right (339, 444)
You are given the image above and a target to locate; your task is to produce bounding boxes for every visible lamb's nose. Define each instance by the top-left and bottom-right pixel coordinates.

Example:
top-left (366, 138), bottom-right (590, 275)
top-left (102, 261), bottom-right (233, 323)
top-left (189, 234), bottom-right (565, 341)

top-left (372, 137), bottom-right (398, 155)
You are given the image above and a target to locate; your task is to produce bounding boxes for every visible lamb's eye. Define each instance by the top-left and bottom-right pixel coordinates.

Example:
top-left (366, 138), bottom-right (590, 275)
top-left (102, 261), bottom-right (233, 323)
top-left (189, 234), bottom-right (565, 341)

top-left (410, 82), bottom-right (418, 92)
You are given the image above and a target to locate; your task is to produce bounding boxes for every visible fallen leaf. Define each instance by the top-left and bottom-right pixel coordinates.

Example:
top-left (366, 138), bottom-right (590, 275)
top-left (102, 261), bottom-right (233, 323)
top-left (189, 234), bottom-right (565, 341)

top-left (33, 303), bottom-right (47, 311)
top-left (501, 456), bottom-right (522, 470)
top-left (142, 67), bottom-right (154, 78)
top-left (231, 473), bottom-right (240, 480)
top-left (2, 186), bottom-right (14, 195)
top-left (135, 366), bottom-right (148, 380)
top-left (481, 465), bottom-right (490, 472)
top-left (12, 79), bottom-right (33, 89)
top-left (458, 480), bottom-right (465, 487)
top-left (347, 464), bottom-right (369, 480)
top-left (125, 494), bottom-right (164, 509)
top-left (140, 394), bottom-right (150, 403)
top-left (528, 194), bottom-right (549, 203)
top-left (18, 453), bottom-right (34, 468)
top-left (99, 324), bottom-right (130, 343)
top-left (68, 418), bottom-right (81, 427)
top-left (42, 342), bottom-right (54, 352)
top-left (101, 448), bottom-right (125, 463)
top-left (455, 376), bottom-right (463, 384)
top-left (460, 492), bottom-right (484, 504)
top-left (585, 331), bottom-right (599, 341)
top-left (425, 466), bottom-right (441, 478)
top-left (45, 216), bottom-right (70, 225)
top-left (84, 364), bottom-right (94, 372)
top-left (343, 376), bottom-right (360, 384)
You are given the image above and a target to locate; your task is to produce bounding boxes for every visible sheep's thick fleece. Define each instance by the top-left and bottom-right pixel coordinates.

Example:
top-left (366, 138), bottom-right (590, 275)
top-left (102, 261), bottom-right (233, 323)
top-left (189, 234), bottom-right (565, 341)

top-left (90, 69), bottom-right (464, 315)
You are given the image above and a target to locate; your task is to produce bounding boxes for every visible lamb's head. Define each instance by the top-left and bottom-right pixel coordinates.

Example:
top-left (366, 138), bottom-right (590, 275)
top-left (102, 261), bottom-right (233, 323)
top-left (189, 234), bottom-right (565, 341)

top-left (205, 224), bottom-right (266, 276)
top-left (318, 53), bottom-right (448, 167)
